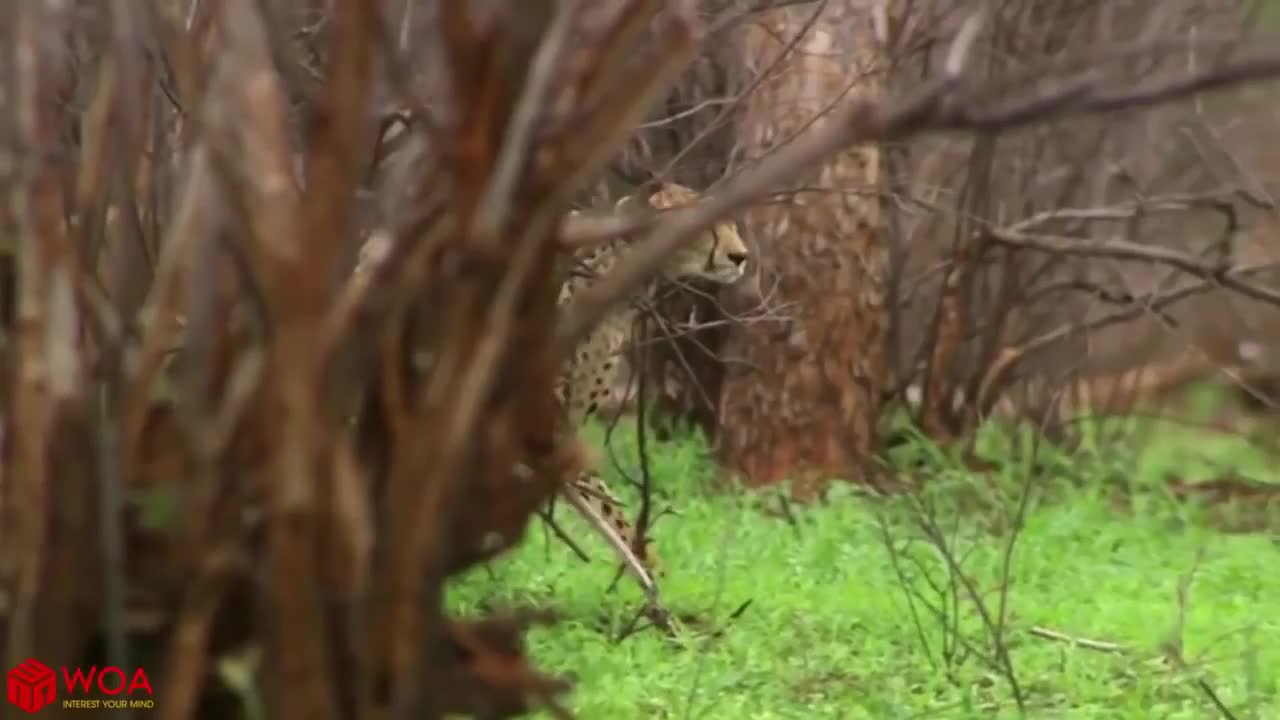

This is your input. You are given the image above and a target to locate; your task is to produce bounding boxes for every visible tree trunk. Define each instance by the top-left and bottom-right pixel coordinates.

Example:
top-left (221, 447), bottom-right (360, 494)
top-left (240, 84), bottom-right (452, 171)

top-left (716, 4), bottom-right (890, 500)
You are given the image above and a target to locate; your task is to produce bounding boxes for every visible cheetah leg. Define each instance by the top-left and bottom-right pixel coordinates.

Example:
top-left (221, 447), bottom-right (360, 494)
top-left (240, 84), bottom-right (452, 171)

top-left (558, 478), bottom-right (659, 603)
top-left (518, 450), bottom-right (662, 598)
top-left (570, 472), bottom-right (664, 581)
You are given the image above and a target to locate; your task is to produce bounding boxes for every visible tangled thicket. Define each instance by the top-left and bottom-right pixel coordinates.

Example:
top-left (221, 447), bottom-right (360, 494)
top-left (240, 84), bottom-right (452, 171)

top-left (4, 2), bottom-right (1280, 719)
top-left (0, 2), bottom-right (690, 717)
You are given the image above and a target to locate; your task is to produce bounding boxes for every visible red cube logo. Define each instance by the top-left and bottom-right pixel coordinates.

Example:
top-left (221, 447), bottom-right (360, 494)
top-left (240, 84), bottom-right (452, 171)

top-left (7, 659), bottom-right (56, 714)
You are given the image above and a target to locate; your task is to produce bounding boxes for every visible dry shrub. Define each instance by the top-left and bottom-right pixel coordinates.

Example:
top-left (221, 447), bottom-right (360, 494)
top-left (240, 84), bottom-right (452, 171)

top-left (0, 2), bottom-right (704, 718)
top-left (610, 0), bottom-right (1280, 450)
top-left (4, 2), bottom-right (1280, 719)
top-left (883, 0), bottom-right (1280, 440)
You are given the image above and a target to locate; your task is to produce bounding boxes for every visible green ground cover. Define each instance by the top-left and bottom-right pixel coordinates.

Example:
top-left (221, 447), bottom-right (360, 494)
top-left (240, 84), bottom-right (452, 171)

top-left (449, 416), bottom-right (1280, 719)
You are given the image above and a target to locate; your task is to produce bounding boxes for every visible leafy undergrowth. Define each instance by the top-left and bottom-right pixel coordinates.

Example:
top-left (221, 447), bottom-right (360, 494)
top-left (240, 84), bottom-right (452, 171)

top-left (448, 416), bottom-right (1280, 719)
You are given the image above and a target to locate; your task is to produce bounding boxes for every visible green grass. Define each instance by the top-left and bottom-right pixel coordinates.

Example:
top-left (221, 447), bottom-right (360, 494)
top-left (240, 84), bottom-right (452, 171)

top-left (448, 418), bottom-right (1280, 719)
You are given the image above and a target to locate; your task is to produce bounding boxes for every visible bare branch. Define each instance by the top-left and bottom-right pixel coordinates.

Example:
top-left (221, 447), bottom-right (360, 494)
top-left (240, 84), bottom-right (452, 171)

top-left (558, 39), bottom-right (1280, 351)
top-left (984, 228), bottom-right (1280, 306)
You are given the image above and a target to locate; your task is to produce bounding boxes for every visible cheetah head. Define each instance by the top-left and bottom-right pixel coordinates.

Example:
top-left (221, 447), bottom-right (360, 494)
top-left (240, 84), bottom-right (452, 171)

top-left (618, 183), bottom-right (749, 286)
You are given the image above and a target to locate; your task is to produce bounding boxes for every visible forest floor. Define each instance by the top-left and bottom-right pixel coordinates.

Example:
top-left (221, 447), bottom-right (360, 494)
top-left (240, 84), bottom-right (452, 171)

top-left (451, 396), bottom-right (1280, 720)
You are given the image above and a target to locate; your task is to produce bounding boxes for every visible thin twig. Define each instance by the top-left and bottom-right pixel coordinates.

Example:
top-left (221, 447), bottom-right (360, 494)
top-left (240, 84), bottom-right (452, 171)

top-left (1028, 626), bottom-right (1128, 653)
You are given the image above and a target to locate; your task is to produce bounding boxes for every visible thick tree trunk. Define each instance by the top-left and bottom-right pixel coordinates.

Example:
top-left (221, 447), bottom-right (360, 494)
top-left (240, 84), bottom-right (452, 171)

top-left (716, 5), bottom-right (890, 499)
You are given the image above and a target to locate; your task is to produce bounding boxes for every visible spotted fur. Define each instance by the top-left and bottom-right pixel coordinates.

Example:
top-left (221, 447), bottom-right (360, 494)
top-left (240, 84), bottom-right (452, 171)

top-left (350, 183), bottom-right (750, 598)
top-left (555, 183), bottom-right (749, 597)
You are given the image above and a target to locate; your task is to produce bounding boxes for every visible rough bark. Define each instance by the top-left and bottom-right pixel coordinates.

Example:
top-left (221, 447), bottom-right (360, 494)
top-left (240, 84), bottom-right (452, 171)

top-left (716, 4), bottom-right (890, 499)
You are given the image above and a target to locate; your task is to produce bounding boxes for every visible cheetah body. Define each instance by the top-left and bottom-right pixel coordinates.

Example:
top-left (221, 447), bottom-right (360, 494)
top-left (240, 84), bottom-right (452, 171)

top-left (351, 183), bottom-right (749, 599)
top-left (554, 183), bottom-right (749, 597)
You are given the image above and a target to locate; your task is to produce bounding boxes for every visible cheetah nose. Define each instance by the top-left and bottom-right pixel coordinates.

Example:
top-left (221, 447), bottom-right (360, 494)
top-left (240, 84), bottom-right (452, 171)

top-left (727, 252), bottom-right (748, 267)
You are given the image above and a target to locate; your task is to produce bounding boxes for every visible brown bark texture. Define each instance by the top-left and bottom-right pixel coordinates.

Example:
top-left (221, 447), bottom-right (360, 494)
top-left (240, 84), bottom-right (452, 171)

top-left (716, 5), bottom-right (890, 499)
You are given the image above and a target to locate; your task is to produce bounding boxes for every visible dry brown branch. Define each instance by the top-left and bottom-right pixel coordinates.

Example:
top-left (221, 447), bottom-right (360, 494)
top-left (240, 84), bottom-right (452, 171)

top-left (204, 3), bottom-right (345, 717)
top-left (559, 204), bottom-right (677, 247)
top-left (4, 2), bottom-right (1280, 719)
top-left (975, 262), bottom-right (1280, 417)
top-left (556, 37), bottom-right (1280, 353)
top-left (984, 229), bottom-right (1280, 305)
top-left (919, 132), bottom-right (996, 439)
top-left (3, 0), bottom-right (95, 676)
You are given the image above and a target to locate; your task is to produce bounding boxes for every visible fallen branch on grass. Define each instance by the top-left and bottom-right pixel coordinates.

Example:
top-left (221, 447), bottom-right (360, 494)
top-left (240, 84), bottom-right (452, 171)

top-left (1028, 625), bottom-right (1128, 653)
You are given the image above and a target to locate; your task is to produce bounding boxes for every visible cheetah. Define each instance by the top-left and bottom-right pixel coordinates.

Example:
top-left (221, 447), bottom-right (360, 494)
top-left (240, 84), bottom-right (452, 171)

top-left (554, 183), bottom-right (749, 598)
top-left (351, 183), bottom-right (750, 598)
